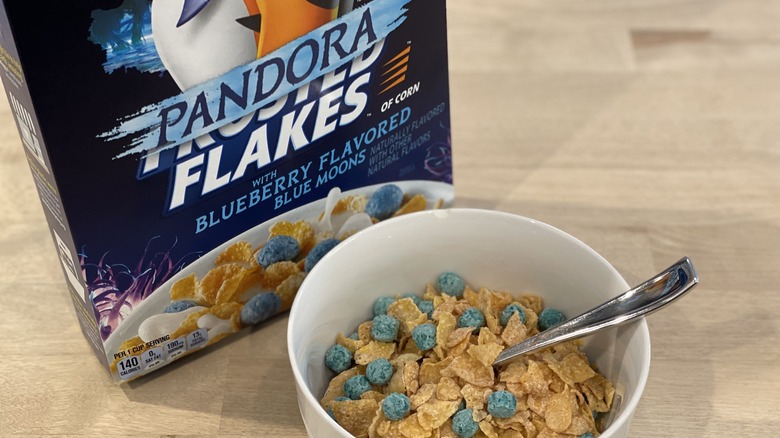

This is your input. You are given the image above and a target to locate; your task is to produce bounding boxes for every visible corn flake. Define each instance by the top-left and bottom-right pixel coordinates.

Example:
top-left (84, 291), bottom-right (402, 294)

top-left (518, 295), bottom-right (544, 315)
top-left (527, 393), bottom-right (549, 417)
top-left (564, 413), bottom-right (593, 436)
top-left (477, 327), bottom-right (498, 346)
top-left (479, 420), bottom-right (499, 438)
top-left (393, 194), bottom-right (427, 217)
top-left (410, 383), bottom-right (437, 410)
top-left (261, 261), bottom-right (300, 290)
top-left (521, 361), bottom-right (550, 398)
top-left (332, 398), bottom-right (379, 438)
top-left (361, 391), bottom-right (386, 403)
top-left (445, 353), bottom-right (494, 387)
top-left (499, 362), bottom-right (527, 384)
top-left (392, 353), bottom-right (423, 368)
top-left (493, 409), bottom-right (530, 430)
top-left (388, 298), bottom-right (426, 336)
top-left (460, 383), bottom-right (491, 410)
top-left (386, 368), bottom-right (406, 395)
top-left (338, 332), bottom-right (367, 354)
top-left (215, 241), bottom-right (255, 266)
top-left (275, 271), bottom-right (306, 311)
top-left (467, 343), bottom-right (504, 368)
top-left (403, 361), bottom-right (421, 395)
top-left (233, 268), bottom-right (263, 302)
top-left (322, 367), bottom-right (361, 408)
top-left (436, 313), bottom-right (457, 350)
top-left (417, 399), bottom-right (460, 430)
top-left (210, 302), bottom-right (242, 320)
top-left (170, 273), bottom-right (198, 301)
top-left (439, 420), bottom-right (458, 438)
top-left (580, 374), bottom-right (615, 413)
top-left (419, 357), bottom-right (454, 385)
top-left (358, 321), bottom-right (373, 343)
top-left (199, 263), bottom-right (249, 306)
top-left (544, 390), bottom-right (573, 433)
top-left (332, 194), bottom-right (369, 215)
top-left (376, 420), bottom-right (406, 438)
top-left (500, 312), bottom-right (528, 347)
top-left (462, 286), bottom-right (479, 307)
top-left (436, 377), bottom-right (462, 401)
top-left (536, 427), bottom-right (565, 438)
top-left (446, 327), bottom-right (473, 349)
top-left (355, 341), bottom-right (396, 365)
top-left (398, 414), bottom-right (431, 438)
top-left (546, 352), bottom-right (596, 387)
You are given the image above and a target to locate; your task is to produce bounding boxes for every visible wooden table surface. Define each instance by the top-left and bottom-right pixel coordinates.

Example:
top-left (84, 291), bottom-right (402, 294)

top-left (2, 1), bottom-right (779, 436)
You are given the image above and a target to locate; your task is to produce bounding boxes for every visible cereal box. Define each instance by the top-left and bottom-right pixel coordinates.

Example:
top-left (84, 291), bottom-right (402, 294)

top-left (0, 0), bottom-right (453, 382)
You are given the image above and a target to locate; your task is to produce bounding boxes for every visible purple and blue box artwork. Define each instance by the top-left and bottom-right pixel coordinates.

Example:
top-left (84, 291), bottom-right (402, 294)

top-left (0, 0), bottom-right (452, 382)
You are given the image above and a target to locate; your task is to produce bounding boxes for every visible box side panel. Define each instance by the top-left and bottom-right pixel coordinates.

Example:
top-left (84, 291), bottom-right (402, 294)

top-left (0, 1), bottom-right (107, 369)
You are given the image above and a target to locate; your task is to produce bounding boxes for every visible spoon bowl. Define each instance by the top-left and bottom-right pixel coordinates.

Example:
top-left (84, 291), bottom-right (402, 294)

top-left (494, 257), bottom-right (699, 366)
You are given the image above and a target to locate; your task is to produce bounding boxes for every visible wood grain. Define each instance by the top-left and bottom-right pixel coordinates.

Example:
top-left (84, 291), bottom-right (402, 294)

top-left (1, 0), bottom-right (779, 436)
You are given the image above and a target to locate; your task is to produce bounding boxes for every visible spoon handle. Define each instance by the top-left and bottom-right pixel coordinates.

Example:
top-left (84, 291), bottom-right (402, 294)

top-left (493, 257), bottom-right (699, 366)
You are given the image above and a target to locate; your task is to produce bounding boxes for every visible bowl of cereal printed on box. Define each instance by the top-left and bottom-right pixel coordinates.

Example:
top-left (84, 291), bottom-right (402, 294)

top-left (288, 209), bottom-right (651, 438)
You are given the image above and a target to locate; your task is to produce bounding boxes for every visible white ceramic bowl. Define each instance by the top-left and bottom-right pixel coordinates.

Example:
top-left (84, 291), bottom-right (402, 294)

top-left (288, 209), bottom-right (650, 438)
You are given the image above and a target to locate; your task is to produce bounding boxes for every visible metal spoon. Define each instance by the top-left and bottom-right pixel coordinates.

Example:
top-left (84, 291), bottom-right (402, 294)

top-left (493, 257), bottom-right (699, 366)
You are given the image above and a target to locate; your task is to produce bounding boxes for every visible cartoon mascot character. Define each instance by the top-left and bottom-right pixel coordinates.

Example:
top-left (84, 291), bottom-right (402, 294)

top-left (152, 0), bottom-right (348, 90)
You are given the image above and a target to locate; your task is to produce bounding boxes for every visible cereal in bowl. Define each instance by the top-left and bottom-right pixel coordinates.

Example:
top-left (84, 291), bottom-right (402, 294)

top-left (320, 274), bottom-right (615, 438)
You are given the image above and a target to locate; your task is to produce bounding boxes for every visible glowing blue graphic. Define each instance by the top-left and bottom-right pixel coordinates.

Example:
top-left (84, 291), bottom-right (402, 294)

top-left (90, 0), bottom-right (166, 74)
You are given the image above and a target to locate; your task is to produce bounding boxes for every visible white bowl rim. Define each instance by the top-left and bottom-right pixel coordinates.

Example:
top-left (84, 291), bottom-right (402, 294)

top-left (287, 208), bottom-right (651, 437)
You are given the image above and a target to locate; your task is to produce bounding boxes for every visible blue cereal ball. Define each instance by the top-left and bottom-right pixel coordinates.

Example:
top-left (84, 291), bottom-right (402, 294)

top-left (452, 408), bottom-right (479, 438)
top-left (401, 293), bottom-right (422, 306)
top-left (411, 323), bottom-right (437, 351)
top-left (365, 184), bottom-right (404, 220)
top-left (487, 390), bottom-right (517, 419)
top-left (257, 235), bottom-right (300, 268)
top-left (348, 332), bottom-right (360, 340)
top-left (325, 344), bottom-right (352, 373)
top-left (580, 433), bottom-right (595, 438)
top-left (373, 296), bottom-right (396, 316)
top-left (539, 308), bottom-right (567, 331)
top-left (343, 375), bottom-right (372, 400)
top-left (163, 300), bottom-right (199, 313)
top-left (240, 292), bottom-right (281, 326)
top-left (381, 392), bottom-right (411, 421)
top-left (500, 303), bottom-right (527, 326)
top-left (418, 300), bottom-right (434, 319)
top-left (327, 396), bottom-right (350, 420)
top-left (458, 307), bottom-right (485, 333)
top-left (438, 272), bottom-right (465, 297)
top-left (305, 238), bottom-right (340, 272)
top-left (366, 358), bottom-right (394, 385)
top-left (371, 314), bottom-right (400, 342)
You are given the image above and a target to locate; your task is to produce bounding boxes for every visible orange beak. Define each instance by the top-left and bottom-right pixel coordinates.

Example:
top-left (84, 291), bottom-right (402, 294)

top-left (238, 0), bottom-right (339, 58)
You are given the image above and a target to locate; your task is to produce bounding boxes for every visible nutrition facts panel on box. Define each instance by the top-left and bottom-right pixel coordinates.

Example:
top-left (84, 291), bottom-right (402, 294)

top-left (117, 356), bottom-right (143, 381)
top-left (117, 330), bottom-right (209, 381)
top-left (165, 337), bottom-right (186, 360)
